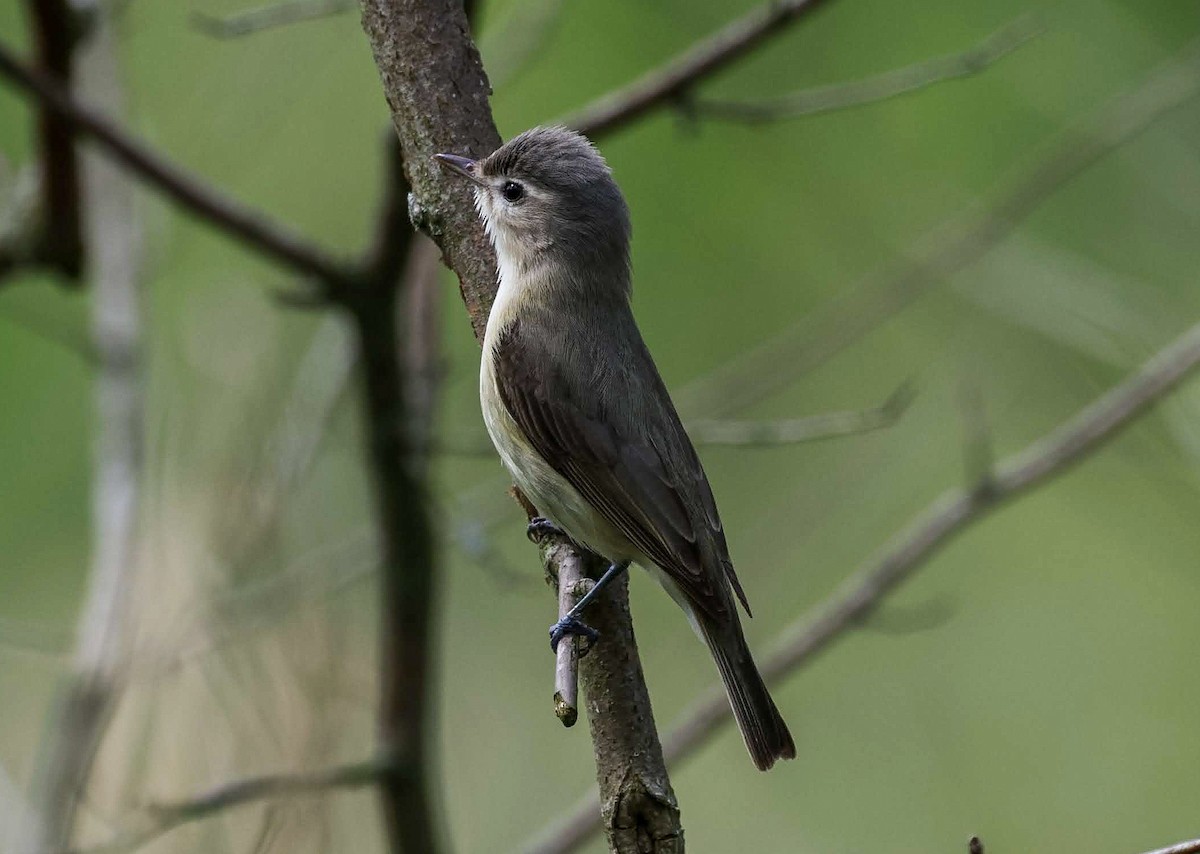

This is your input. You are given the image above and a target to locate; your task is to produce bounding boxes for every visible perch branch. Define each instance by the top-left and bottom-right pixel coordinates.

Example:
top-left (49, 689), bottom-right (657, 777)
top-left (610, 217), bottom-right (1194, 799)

top-left (686, 16), bottom-right (1037, 124)
top-left (526, 313), bottom-right (1200, 852)
top-left (0, 41), bottom-right (354, 285)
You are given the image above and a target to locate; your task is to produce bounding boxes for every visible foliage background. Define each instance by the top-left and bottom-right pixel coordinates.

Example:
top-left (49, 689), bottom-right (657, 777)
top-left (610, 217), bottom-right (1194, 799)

top-left (2, 0), bottom-right (1200, 851)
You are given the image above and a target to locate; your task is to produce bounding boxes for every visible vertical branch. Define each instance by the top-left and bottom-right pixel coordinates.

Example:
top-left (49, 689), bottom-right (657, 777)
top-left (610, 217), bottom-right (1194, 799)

top-left (343, 151), bottom-right (445, 851)
top-left (28, 0), bottom-right (84, 278)
top-left (21, 11), bottom-right (142, 852)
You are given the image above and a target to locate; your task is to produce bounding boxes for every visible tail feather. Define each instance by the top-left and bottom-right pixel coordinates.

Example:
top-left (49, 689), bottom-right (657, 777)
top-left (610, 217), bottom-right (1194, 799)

top-left (700, 620), bottom-right (795, 771)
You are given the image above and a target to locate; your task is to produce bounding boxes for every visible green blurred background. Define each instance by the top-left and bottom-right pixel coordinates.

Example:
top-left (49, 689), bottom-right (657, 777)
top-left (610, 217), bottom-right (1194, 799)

top-left (3, 0), bottom-right (1200, 851)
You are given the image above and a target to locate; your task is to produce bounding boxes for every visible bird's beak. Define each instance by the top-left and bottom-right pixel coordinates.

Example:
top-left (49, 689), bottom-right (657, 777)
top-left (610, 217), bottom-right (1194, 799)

top-left (433, 153), bottom-right (483, 185)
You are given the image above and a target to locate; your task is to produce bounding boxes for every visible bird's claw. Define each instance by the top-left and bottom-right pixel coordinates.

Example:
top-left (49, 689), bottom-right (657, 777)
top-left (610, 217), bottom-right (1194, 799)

top-left (527, 516), bottom-right (564, 544)
top-left (549, 615), bottom-right (600, 656)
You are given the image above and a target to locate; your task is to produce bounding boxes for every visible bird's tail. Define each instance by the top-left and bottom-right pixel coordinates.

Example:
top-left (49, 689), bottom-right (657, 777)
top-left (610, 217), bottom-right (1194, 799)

top-left (700, 618), bottom-right (795, 771)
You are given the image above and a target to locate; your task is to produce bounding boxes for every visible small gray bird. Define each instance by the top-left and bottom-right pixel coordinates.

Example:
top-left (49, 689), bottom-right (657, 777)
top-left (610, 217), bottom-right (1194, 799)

top-left (435, 127), bottom-right (795, 771)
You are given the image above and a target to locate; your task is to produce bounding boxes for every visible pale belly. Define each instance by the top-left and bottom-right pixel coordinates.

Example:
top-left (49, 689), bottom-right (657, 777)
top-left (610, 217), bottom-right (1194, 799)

top-left (479, 354), bottom-right (636, 563)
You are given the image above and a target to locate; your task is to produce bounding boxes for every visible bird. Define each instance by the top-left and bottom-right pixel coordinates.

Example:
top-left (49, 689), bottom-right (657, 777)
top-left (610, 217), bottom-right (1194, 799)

top-left (434, 126), bottom-right (795, 771)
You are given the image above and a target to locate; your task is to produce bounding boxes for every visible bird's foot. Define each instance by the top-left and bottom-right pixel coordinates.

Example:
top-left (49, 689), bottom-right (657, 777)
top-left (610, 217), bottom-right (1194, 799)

top-left (549, 614), bottom-right (600, 655)
top-left (527, 516), bottom-right (564, 544)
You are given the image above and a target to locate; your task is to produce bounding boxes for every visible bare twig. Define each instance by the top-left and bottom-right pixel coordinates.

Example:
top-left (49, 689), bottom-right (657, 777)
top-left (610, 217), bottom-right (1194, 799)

top-left (548, 553), bottom-right (591, 728)
top-left (671, 36), bottom-right (1200, 421)
top-left (191, 0), bottom-right (355, 39)
top-left (687, 16), bottom-right (1038, 124)
top-left (0, 41), bottom-right (354, 285)
top-left (525, 314), bottom-right (1200, 852)
top-left (563, 0), bottom-right (836, 138)
top-left (71, 757), bottom-right (390, 854)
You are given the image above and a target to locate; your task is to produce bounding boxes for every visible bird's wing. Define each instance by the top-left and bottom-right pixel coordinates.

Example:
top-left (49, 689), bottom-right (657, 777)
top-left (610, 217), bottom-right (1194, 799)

top-left (492, 317), bottom-right (746, 622)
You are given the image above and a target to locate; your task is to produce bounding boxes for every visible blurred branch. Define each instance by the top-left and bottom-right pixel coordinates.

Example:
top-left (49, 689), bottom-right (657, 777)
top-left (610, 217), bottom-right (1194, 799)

top-left (21, 16), bottom-right (143, 853)
top-left (0, 41), bottom-right (355, 285)
top-left (684, 381), bottom-right (914, 447)
top-left (0, 0), bottom-right (85, 284)
top-left (1142, 839), bottom-right (1200, 854)
top-left (478, 0), bottom-right (567, 88)
top-left (684, 16), bottom-right (1038, 124)
top-left (524, 310), bottom-right (1200, 853)
top-left (191, 0), bottom-right (355, 39)
top-left (437, 382), bottom-right (915, 456)
top-left (26, 0), bottom-right (85, 279)
top-left (564, 0), bottom-right (836, 138)
top-left (672, 35), bottom-right (1200, 421)
top-left (71, 756), bottom-right (390, 854)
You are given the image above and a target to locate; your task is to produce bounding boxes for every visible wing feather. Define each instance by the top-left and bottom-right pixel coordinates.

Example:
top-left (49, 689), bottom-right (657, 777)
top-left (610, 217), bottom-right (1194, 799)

top-left (492, 317), bottom-right (746, 620)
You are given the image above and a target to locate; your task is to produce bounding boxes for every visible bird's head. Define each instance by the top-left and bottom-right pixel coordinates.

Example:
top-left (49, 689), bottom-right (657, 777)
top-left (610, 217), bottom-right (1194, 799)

top-left (434, 126), bottom-right (630, 275)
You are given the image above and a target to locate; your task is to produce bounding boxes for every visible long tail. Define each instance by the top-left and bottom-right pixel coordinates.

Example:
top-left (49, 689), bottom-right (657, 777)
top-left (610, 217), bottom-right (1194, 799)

top-left (700, 618), bottom-right (795, 771)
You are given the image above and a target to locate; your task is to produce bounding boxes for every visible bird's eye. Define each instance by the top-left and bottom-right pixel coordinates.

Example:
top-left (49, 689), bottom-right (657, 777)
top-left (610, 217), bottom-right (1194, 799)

top-left (500, 181), bottom-right (525, 203)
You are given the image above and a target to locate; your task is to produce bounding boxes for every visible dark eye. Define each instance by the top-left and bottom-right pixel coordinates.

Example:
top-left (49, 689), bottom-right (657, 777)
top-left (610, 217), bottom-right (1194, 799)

top-left (500, 181), bottom-right (525, 203)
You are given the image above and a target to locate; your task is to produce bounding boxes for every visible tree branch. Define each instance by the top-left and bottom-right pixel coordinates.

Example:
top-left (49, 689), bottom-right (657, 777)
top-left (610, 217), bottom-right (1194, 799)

top-left (0, 41), bottom-right (354, 285)
top-left (685, 16), bottom-right (1038, 124)
top-left (562, 0), bottom-right (837, 138)
top-left (523, 312), bottom-right (1200, 853)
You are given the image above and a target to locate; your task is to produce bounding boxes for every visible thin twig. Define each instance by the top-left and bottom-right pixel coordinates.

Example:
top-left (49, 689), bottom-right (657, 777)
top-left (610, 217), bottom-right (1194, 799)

top-left (524, 316), bottom-right (1200, 852)
top-left (191, 0), bottom-right (355, 39)
top-left (0, 41), bottom-right (354, 285)
top-left (437, 382), bottom-right (915, 457)
top-left (70, 757), bottom-right (390, 854)
top-left (688, 16), bottom-right (1038, 123)
top-left (684, 381), bottom-right (914, 448)
top-left (549, 555), bottom-right (591, 728)
top-left (564, 0), bottom-right (837, 138)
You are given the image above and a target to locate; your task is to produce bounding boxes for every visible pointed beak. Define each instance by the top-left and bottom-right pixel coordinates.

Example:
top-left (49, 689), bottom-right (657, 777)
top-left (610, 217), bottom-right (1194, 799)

top-left (433, 153), bottom-right (482, 185)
